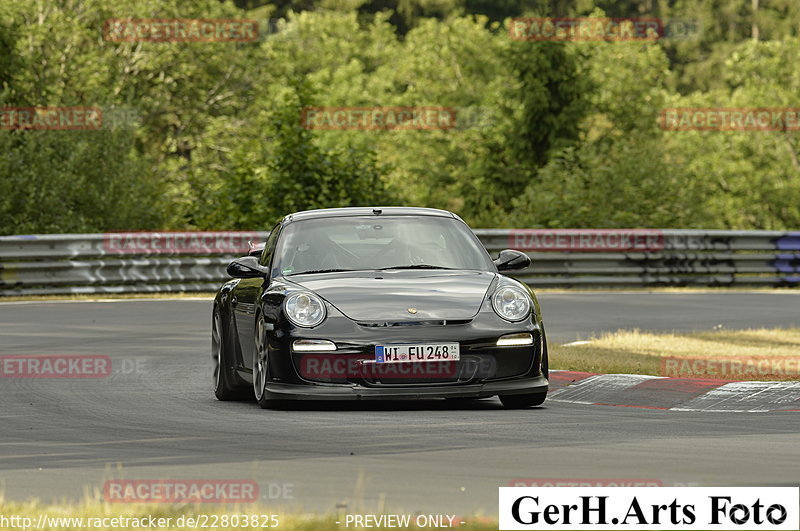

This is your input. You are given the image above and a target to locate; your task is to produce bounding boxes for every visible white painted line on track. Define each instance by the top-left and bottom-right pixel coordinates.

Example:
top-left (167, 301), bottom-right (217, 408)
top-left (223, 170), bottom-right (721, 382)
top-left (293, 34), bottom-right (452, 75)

top-left (549, 373), bottom-right (663, 403)
top-left (561, 340), bottom-right (593, 346)
top-left (669, 408), bottom-right (772, 413)
top-left (0, 452), bottom-right (87, 460)
top-left (673, 381), bottom-right (800, 412)
top-left (0, 436), bottom-right (215, 447)
top-left (549, 372), bottom-right (799, 412)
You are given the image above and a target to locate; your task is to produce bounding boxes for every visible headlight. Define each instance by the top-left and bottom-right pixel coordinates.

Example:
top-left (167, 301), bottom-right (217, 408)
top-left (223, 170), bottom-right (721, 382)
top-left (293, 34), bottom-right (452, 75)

top-left (491, 286), bottom-right (531, 322)
top-left (284, 292), bottom-right (326, 327)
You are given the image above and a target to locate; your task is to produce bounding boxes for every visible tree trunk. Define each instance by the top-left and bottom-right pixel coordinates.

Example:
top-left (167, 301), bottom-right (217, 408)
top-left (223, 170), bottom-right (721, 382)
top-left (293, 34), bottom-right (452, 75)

top-left (752, 0), bottom-right (760, 40)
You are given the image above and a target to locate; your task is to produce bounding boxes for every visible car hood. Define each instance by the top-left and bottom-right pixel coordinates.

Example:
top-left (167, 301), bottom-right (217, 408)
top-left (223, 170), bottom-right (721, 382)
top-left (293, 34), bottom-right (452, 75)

top-left (286, 270), bottom-right (496, 321)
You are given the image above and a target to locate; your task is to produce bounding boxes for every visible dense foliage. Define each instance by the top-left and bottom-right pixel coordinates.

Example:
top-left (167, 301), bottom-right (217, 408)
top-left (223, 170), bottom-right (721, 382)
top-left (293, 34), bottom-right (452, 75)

top-left (1, 0), bottom-right (798, 233)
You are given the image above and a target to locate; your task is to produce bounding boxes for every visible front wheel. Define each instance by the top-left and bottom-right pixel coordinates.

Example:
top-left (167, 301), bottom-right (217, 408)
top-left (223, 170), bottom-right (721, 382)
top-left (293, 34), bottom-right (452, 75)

top-left (213, 309), bottom-right (248, 401)
top-left (499, 328), bottom-right (549, 409)
top-left (253, 316), bottom-right (277, 409)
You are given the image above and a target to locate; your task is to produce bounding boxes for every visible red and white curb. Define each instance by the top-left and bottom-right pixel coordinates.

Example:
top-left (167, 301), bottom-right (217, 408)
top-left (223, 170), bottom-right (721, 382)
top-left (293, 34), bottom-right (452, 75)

top-left (548, 371), bottom-right (800, 412)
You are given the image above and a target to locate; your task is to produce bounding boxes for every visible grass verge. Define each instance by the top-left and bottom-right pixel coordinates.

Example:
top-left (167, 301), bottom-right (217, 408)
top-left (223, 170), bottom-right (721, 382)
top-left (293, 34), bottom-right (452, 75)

top-left (551, 327), bottom-right (800, 380)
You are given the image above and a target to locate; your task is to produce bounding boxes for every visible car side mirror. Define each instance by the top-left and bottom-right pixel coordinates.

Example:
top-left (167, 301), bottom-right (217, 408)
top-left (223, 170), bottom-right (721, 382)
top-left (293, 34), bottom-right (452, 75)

top-left (226, 256), bottom-right (268, 279)
top-left (494, 249), bottom-right (531, 272)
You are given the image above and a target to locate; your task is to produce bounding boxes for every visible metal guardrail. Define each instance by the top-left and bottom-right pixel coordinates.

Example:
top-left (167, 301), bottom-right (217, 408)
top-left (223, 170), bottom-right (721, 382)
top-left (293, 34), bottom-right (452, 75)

top-left (0, 229), bottom-right (798, 295)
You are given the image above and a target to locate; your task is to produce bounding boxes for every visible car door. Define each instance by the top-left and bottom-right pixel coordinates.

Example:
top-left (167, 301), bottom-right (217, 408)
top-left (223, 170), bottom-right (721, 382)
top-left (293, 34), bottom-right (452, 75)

top-left (233, 224), bottom-right (280, 371)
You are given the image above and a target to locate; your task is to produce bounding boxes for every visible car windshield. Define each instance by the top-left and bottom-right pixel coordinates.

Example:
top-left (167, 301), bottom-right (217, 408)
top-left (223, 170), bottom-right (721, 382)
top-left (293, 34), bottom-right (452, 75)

top-left (275, 215), bottom-right (494, 275)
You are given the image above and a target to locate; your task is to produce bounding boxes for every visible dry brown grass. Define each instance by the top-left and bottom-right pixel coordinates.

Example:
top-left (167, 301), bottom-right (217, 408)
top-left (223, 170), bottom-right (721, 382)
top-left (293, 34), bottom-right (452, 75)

top-left (552, 328), bottom-right (800, 380)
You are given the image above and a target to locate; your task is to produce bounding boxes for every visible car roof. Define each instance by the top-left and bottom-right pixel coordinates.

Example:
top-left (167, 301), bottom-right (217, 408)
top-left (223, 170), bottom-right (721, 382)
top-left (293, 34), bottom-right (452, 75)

top-left (281, 206), bottom-right (458, 223)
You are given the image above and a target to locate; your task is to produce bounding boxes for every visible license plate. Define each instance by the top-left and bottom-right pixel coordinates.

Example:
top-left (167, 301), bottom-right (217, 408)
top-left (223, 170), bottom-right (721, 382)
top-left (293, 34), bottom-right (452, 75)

top-left (375, 343), bottom-right (460, 363)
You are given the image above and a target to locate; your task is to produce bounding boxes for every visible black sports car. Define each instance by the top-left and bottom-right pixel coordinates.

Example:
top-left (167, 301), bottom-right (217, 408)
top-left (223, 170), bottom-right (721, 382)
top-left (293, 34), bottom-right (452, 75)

top-left (212, 207), bottom-right (549, 409)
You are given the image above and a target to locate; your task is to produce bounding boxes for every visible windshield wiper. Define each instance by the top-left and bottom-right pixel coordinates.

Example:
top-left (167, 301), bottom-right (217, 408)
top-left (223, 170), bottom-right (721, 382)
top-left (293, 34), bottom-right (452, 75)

top-left (378, 265), bottom-right (454, 270)
top-left (288, 268), bottom-right (355, 275)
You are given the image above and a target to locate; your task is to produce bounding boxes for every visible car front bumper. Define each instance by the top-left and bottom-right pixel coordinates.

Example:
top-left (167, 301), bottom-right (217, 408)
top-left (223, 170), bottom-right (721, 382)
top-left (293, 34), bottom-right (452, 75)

top-left (262, 373), bottom-right (548, 401)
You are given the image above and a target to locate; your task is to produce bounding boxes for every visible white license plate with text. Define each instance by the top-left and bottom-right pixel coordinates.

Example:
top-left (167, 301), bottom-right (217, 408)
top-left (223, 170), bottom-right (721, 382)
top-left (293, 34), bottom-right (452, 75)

top-left (375, 343), bottom-right (460, 363)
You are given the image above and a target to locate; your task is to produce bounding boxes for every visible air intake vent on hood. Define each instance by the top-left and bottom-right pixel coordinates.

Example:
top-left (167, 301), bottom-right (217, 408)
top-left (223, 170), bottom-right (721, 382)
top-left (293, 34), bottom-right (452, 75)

top-left (356, 319), bottom-right (472, 328)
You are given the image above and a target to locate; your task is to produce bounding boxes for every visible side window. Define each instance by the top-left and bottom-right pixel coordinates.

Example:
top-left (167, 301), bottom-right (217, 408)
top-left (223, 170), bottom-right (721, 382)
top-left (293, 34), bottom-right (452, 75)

top-left (258, 224), bottom-right (281, 268)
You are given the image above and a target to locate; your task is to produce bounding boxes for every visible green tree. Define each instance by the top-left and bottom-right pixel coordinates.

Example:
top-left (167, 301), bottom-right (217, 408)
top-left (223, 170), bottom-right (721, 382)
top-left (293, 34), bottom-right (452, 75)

top-left (664, 37), bottom-right (800, 229)
top-left (0, 129), bottom-right (167, 234)
top-left (1, 0), bottom-right (262, 231)
top-left (511, 36), bottom-right (703, 228)
top-left (194, 80), bottom-right (394, 229)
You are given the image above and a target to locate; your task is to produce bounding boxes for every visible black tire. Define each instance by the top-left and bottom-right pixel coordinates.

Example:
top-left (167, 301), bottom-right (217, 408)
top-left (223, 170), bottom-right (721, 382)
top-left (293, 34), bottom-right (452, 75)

top-left (499, 327), bottom-right (549, 409)
top-left (253, 315), bottom-right (278, 409)
top-left (213, 308), bottom-right (249, 401)
top-left (541, 327), bottom-right (550, 380)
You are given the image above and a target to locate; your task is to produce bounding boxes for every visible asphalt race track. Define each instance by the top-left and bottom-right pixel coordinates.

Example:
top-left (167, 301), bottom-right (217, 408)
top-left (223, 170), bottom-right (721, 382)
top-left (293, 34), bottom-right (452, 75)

top-left (1, 292), bottom-right (799, 514)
